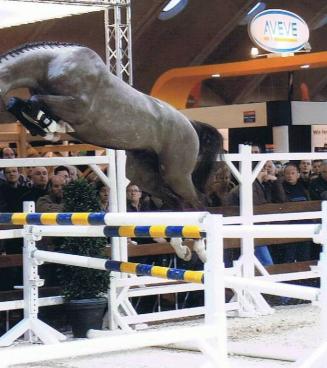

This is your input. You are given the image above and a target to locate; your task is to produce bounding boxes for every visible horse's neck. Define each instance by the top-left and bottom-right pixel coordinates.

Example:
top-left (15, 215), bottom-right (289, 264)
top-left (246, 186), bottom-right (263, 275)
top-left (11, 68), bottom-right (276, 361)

top-left (0, 49), bottom-right (51, 94)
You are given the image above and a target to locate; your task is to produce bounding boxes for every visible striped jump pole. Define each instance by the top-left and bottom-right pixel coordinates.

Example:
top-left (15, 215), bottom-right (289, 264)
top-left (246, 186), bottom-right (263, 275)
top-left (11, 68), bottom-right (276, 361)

top-left (0, 211), bottom-right (208, 227)
top-left (32, 250), bottom-right (320, 301)
top-left (33, 250), bottom-right (204, 284)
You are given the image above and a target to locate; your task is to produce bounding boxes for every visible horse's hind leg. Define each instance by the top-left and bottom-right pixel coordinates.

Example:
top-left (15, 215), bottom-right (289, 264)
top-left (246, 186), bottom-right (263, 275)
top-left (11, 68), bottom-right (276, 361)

top-left (126, 151), bottom-right (181, 208)
top-left (159, 147), bottom-right (202, 209)
top-left (126, 152), bottom-right (193, 262)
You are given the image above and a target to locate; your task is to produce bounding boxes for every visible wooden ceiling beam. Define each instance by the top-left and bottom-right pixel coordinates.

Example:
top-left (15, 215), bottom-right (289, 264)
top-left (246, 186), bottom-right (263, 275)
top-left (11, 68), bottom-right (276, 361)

top-left (190, 0), bottom-right (257, 65)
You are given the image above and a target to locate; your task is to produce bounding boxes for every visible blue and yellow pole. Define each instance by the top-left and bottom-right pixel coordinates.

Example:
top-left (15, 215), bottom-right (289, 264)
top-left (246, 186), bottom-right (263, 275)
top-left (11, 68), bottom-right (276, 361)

top-left (0, 213), bottom-right (205, 238)
top-left (105, 260), bottom-right (204, 284)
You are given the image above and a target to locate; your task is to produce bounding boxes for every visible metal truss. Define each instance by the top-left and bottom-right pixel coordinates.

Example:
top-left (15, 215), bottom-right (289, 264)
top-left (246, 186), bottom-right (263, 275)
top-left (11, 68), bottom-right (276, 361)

top-left (104, 2), bottom-right (132, 84)
top-left (5, 0), bottom-right (132, 83)
top-left (5, 0), bottom-right (129, 6)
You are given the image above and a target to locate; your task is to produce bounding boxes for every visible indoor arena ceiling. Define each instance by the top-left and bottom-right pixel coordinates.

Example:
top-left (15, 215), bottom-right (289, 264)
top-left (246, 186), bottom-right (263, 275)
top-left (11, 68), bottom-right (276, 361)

top-left (0, 0), bottom-right (326, 107)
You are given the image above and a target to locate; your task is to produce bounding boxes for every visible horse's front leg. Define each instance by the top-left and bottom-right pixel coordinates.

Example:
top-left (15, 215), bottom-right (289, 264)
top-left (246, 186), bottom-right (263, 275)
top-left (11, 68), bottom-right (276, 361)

top-left (169, 238), bottom-right (192, 261)
top-left (30, 94), bottom-right (87, 124)
top-left (0, 96), bottom-right (17, 123)
top-left (193, 239), bottom-right (207, 263)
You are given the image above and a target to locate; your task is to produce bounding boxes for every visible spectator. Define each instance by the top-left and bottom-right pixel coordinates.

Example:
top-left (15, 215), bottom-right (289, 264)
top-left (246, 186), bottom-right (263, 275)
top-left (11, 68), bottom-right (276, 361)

top-left (205, 162), bottom-right (235, 207)
top-left (309, 160), bottom-right (327, 200)
top-left (126, 183), bottom-right (168, 312)
top-left (278, 163), bottom-right (312, 263)
top-left (0, 146), bottom-right (16, 181)
top-left (249, 143), bottom-right (263, 154)
top-left (36, 175), bottom-right (65, 212)
top-left (299, 159), bottom-right (312, 189)
top-left (4, 167), bottom-right (20, 188)
top-left (36, 175), bottom-right (66, 286)
top-left (67, 165), bottom-right (79, 181)
top-left (3, 166), bottom-right (31, 188)
top-left (205, 162), bottom-right (235, 267)
top-left (311, 159), bottom-right (322, 180)
top-left (96, 182), bottom-right (110, 212)
top-left (226, 166), bottom-right (284, 266)
top-left (264, 160), bottom-right (276, 176)
top-left (15, 166), bottom-right (49, 210)
top-left (2, 167), bottom-right (30, 212)
top-left (273, 161), bottom-right (284, 177)
top-left (127, 183), bottom-right (155, 212)
top-left (283, 163), bottom-right (310, 202)
top-left (54, 165), bottom-right (71, 184)
top-left (126, 183), bottom-right (165, 245)
top-left (0, 147), bottom-right (16, 159)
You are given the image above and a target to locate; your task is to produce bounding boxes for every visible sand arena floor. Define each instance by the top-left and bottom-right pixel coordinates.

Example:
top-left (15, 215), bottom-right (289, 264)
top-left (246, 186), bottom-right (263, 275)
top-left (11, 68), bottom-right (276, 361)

top-left (8, 304), bottom-right (323, 368)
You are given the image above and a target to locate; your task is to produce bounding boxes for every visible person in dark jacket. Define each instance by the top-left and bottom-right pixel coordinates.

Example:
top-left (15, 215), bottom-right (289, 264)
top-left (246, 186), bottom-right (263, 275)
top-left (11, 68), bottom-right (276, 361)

top-left (226, 165), bottom-right (285, 266)
top-left (13, 166), bottom-right (49, 211)
top-left (205, 162), bottom-right (235, 207)
top-left (279, 163), bottom-right (312, 263)
top-left (309, 160), bottom-right (327, 200)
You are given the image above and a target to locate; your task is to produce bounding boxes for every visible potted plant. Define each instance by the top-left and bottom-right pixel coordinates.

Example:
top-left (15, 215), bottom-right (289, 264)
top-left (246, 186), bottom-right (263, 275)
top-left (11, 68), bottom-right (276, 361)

top-left (57, 179), bottom-right (109, 338)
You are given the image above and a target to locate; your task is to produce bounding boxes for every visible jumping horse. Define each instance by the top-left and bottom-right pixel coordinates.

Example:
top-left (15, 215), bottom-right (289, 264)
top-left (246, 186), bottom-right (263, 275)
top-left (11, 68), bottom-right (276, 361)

top-left (0, 42), bottom-right (223, 262)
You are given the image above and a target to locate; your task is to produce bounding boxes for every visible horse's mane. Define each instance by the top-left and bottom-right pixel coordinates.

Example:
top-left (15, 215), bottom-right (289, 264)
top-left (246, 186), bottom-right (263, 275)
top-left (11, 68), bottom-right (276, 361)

top-left (0, 41), bottom-right (82, 62)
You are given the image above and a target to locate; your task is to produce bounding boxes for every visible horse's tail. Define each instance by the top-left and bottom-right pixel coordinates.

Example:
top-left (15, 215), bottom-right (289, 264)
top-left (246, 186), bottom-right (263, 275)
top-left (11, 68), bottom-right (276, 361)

top-left (190, 120), bottom-right (224, 193)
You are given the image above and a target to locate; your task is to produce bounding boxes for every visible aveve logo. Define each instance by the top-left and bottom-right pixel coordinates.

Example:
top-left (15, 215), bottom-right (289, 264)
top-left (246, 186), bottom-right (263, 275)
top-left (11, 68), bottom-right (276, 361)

top-left (249, 9), bottom-right (309, 53)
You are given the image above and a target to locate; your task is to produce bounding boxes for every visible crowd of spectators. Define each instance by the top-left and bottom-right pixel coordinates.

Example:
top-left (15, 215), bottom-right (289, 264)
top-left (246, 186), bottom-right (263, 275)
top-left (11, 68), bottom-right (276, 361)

top-left (0, 141), bottom-right (326, 310)
top-left (205, 143), bottom-right (326, 269)
top-left (0, 146), bottom-right (88, 290)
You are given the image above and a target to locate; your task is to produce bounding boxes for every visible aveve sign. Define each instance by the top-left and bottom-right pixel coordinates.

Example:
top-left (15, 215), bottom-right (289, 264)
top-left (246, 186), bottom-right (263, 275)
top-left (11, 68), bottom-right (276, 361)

top-left (249, 9), bottom-right (309, 53)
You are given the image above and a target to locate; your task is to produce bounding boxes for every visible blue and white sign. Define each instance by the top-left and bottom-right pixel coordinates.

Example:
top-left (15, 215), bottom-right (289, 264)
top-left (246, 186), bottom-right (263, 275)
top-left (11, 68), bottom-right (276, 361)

top-left (248, 9), bottom-right (310, 53)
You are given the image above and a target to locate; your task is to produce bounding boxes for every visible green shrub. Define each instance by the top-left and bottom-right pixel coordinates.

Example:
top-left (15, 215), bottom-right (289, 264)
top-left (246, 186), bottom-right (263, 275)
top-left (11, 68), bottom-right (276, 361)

top-left (57, 179), bottom-right (109, 300)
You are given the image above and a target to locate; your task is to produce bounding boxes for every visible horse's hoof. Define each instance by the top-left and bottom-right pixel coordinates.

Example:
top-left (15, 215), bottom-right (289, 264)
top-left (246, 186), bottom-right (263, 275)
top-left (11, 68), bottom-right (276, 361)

top-left (196, 251), bottom-right (207, 263)
top-left (193, 240), bottom-right (207, 263)
top-left (181, 246), bottom-right (192, 262)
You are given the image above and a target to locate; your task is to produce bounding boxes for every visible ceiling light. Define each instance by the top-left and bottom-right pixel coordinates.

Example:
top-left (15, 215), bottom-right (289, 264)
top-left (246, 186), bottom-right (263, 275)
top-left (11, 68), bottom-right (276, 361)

top-left (211, 74), bottom-right (221, 78)
top-left (158, 0), bottom-right (188, 21)
top-left (300, 64), bottom-right (310, 69)
top-left (239, 2), bottom-right (266, 25)
top-left (247, 2), bottom-right (265, 15)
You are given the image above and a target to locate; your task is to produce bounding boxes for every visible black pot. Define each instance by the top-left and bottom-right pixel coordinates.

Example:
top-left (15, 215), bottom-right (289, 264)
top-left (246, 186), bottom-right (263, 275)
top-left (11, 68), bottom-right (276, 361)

top-left (65, 297), bottom-right (107, 338)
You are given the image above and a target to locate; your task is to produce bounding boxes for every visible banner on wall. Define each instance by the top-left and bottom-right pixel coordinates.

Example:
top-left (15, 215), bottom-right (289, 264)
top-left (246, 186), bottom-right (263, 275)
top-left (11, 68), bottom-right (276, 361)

top-left (311, 125), bottom-right (327, 152)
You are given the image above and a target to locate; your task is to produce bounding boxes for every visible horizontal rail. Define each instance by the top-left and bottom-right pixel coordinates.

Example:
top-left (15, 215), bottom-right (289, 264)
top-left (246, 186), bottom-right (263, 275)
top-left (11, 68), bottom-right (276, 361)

top-left (0, 155), bottom-right (110, 168)
top-left (33, 251), bottom-right (320, 301)
top-left (225, 276), bottom-right (319, 301)
top-left (222, 224), bottom-right (320, 239)
top-left (225, 152), bottom-right (327, 162)
top-left (0, 296), bottom-right (63, 311)
top-left (33, 251), bottom-right (203, 284)
top-left (0, 212), bottom-right (208, 226)
top-left (1, 325), bottom-right (217, 366)
top-left (0, 229), bottom-right (23, 239)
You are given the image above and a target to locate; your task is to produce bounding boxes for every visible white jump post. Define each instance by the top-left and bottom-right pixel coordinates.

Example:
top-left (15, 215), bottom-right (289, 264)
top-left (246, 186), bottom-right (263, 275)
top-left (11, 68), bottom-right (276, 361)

top-left (0, 202), bottom-right (66, 347)
top-left (232, 145), bottom-right (272, 316)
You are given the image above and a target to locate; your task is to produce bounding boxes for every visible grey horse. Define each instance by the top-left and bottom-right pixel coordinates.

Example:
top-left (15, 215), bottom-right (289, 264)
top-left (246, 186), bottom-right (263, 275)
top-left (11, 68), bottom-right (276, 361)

top-left (0, 41), bottom-right (223, 211)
